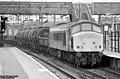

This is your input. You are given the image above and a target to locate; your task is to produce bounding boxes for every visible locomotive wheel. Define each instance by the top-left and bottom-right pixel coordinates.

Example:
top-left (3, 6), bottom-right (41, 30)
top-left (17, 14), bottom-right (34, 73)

top-left (75, 55), bottom-right (81, 67)
top-left (91, 53), bottom-right (101, 66)
top-left (75, 53), bottom-right (88, 67)
top-left (63, 52), bottom-right (67, 61)
top-left (61, 51), bottom-right (66, 61)
top-left (51, 49), bottom-right (54, 56)
top-left (91, 54), bottom-right (97, 66)
top-left (52, 49), bottom-right (55, 57)
top-left (66, 53), bottom-right (69, 62)
top-left (110, 59), bottom-right (116, 68)
top-left (81, 53), bottom-right (88, 66)
top-left (96, 55), bottom-right (102, 66)
top-left (117, 59), bottom-right (120, 68)
top-left (54, 49), bottom-right (57, 57)
top-left (111, 59), bottom-right (120, 68)
top-left (46, 47), bottom-right (50, 54)
top-left (114, 59), bottom-right (117, 68)
top-left (71, 54), bottom-right (75, 64)
top-left (41, 46), bottom-right (43, 52)
top-left (19, 42), bottom-right (21, 46)
top-left (42, 46), bottom-right (44, 52)
top-left (49, 48), bottom-right (52, 56)
top-left (57, 50), bottom-right (61, 58)
top-left (51, 49), bottom-right (53, 56)
top-left (33, 45), bottom-right (35, 51)
top-left (43, 46), bottom-right (45, 53)
top-left (40, 45), bottom-right (42, 51)
top-left (68, 53), bottom-right (74, 64)
top-left (67, 53), bottom-right (70, 62)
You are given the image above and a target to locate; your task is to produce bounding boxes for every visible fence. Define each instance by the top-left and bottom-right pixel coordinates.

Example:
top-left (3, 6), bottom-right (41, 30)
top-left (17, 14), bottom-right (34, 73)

top-left (104, 31), bottom-right (120, 52)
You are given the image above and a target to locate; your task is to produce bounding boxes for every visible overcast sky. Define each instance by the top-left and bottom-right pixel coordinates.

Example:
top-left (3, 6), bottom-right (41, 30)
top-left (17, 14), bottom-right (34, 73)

top-left (1, 0), bottom-right (120, 3)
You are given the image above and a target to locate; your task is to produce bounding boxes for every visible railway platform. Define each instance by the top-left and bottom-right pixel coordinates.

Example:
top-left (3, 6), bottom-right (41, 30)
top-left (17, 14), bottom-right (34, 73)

top-left (103, 50), bottom-right (120, 59)
top-left (0, 47), bottom-right (59, 79)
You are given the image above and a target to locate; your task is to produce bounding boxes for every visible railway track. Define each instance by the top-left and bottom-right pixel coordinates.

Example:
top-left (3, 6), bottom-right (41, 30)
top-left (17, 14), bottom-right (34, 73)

top-left (59, 58), bottom-right (106, 79)
top-left (17, 48), bottom-right (120, 79)
top-left (98, 68), bottom-right (120, 79)
top-left (22, 49), bottom-right (78, 79)
top-left (20, 48), bottom-right (106, 79)
top-left (22, 47), bottom-right (120, 79)
top-left (85, 67), bottom-right (120, 79)
top-left (75, 68), bottom-right (106, 79)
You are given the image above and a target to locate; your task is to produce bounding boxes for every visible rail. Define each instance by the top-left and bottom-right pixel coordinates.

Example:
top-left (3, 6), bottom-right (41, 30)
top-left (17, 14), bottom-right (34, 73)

top-left (23, 50), bottom-right (77, 79)
top-left (22, 48), bottom-right (106, 79)
top-left (99, 68), bottom-right (120, 79)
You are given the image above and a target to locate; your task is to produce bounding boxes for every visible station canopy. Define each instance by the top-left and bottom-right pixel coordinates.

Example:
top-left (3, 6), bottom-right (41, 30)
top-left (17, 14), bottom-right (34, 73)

top-left (0, 1), bottom-right (72, 15)
top-left (93, 2), bottom-right (120, 15)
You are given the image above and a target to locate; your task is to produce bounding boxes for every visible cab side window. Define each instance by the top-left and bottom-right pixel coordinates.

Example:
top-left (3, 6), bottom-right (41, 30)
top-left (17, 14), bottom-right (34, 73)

top-left (93, 25), bottom-right (101, 33)
top-left (72, 25), bottom-right (80, 34)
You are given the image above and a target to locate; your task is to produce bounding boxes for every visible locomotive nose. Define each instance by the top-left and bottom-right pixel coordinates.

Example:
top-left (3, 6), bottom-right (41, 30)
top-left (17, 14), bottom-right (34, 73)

top-left (72, 32), bottom-right (103, 52)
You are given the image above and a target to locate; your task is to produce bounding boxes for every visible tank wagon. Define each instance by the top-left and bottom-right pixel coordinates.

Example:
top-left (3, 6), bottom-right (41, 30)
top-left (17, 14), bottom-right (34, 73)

top-left (16, 20), bottom-right (103, 67)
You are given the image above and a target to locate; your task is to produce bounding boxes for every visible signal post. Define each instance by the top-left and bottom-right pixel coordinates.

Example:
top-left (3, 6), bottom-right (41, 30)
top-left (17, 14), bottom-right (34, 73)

top-left (0, 16), bottom-right (8, 47)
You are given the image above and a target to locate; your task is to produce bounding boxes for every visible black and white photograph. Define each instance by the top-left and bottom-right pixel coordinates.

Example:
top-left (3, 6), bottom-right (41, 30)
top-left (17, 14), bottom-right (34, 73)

top-left (0, 0), bottom-right (120, 79)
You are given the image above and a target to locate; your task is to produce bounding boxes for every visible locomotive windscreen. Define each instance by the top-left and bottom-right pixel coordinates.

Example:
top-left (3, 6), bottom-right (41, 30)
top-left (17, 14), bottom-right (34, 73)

top-left (71, 25), bottom-right (81, 34)
top-left (81, 24), bottom-right (92, 31)
top-left (71, 22), bottom-right (102, 34)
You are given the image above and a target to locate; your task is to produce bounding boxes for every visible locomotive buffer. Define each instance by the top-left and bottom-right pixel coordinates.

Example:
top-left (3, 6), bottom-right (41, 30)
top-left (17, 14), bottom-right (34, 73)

top-left (0, 16), bottom-right (8, 47)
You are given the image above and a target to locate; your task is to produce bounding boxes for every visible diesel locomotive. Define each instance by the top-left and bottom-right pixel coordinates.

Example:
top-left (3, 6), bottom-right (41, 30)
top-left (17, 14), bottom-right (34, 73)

top-left (15, 20), bottom-right (103, 67)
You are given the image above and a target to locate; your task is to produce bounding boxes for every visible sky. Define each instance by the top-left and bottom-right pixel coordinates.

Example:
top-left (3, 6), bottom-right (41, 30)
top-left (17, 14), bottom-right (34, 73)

top-left (1, 0), bottom-right (120, 3)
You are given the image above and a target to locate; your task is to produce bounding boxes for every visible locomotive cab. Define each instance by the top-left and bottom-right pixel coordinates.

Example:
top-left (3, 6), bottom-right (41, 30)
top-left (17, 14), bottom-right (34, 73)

top-left (70, 21), bottom-right (103, 66)
top-left (71, 22), bottom-right (103, 52)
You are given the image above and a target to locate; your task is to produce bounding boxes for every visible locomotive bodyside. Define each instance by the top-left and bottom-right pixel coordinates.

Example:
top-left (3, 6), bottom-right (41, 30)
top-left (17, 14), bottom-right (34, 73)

top-left (49, 27), bottom-right (69, 51)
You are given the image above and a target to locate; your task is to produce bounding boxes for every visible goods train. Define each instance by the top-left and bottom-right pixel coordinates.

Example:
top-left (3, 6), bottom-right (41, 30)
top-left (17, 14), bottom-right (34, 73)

top-left (15, 20), bottom-right (103, 67)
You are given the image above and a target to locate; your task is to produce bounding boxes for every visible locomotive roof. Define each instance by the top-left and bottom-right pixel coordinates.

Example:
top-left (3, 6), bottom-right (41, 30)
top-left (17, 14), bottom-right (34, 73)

top-left (50, 20), bottom-right (100, 31)
top-left (21, 21), bottom-right (53, 30)
top-left (53, 22), bottom-right (73, 29)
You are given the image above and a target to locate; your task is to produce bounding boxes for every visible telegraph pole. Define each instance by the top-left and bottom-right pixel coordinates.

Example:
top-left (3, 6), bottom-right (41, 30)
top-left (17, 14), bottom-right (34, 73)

top-left (0, 16), bottom-right (8, 47)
